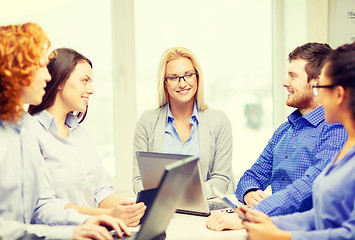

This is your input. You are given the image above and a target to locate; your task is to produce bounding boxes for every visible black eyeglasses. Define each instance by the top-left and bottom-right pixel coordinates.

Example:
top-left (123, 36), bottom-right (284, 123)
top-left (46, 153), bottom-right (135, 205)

top-left (165, 72), bottom-right (198, 84)
top-left (312, 84), bottom-right (337, 96)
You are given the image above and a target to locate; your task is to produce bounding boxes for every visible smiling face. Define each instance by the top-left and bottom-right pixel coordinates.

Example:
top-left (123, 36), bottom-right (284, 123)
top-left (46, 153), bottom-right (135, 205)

top-left (283, 59), bottom-right (318, 114)
top-left (164, 57), bottom-right (198, 106)
top-left (21, 56), bottom-right (51, 105)
top-left (57, 61), bottom-right (94, 113)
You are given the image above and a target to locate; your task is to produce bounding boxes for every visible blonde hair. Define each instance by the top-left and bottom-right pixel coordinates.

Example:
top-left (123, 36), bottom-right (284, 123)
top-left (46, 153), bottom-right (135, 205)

top-left (157, 47), bottom-right (208, 110)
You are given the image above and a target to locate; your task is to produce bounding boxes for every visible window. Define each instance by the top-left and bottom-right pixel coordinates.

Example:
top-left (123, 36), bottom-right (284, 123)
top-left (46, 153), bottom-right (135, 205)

top-left (4, 0), bottom-right (332, 194)
top-left (1, 0), bottom-right (116, 176)
top-left (134, 0), bottom-right (274, 181)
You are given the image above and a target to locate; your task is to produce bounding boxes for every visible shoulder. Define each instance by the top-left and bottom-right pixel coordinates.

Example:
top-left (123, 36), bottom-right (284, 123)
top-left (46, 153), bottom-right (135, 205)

top-left (199, 108), bottom-right (232, 135)
top-left (199, 107), bottom-right (230, 123)
top-left (274, 121), bottom-right (291, 133)
top-left (139, 108), bottom-right (161, 119)
top-left (320, 122), bottom-right (347, 141)
top-left (0, 120), bottom-right (17, 154)
top-left (23, 113), bottom-right (45, 137)
top-left (266, 121), bottom-right (291, 144)
top-left (137, 106), bottom-right (167, 126)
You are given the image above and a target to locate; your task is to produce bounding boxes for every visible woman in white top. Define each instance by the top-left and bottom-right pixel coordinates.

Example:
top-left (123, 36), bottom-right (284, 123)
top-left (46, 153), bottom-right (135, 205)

top-left (28, 48), bottom-right (145, 227)
top-left (132, 47), bottom-right (233, 198)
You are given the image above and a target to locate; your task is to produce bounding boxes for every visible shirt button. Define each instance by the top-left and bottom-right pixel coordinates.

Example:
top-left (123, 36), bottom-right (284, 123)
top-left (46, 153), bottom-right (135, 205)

top-left (282, 178), bottom-right (285, 181)
top-left (285, 155), bottom-right (288, 159)
top-left (294, 133), bottom-right (297, 136)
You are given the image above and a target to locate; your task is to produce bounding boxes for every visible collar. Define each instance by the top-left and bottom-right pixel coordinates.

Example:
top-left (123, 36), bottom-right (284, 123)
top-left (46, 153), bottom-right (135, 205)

top-left (35, 110), bottom-right (79, 132)
top-left (166, 101), bottom-right (199, 123)
top-left (288, 106), bottom-right (325, 127)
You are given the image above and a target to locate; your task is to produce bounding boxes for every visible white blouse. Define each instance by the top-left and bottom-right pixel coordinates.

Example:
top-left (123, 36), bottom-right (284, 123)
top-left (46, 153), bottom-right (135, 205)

top-left (33, 110), bottom-right (114, 208)
top-left (0, 113), bottom-right (88, 239)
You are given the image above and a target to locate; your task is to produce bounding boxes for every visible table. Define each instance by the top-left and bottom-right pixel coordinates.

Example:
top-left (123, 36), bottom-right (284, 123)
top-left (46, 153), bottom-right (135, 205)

top-left (121, 192), bottom-right (247, 239)
top-left (165, 213), bottom-right (247, 240)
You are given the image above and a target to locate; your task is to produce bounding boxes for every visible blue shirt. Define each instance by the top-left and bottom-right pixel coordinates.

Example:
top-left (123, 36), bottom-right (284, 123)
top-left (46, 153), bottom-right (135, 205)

top-left (0, 113), bottom-right (88, 239)
top-left (273, 145), bottom-right (355, 239)
top-left (236, 106), bottom-right (347, 216)
top-left (162, 102), bottom-right (200, 157)
top-left (33, 110), bottom-right (114, 208)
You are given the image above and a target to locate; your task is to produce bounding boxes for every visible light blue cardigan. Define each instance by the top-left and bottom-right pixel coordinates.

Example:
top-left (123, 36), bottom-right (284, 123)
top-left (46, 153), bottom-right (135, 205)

top-left (132, 104), bottom-right (233, 198)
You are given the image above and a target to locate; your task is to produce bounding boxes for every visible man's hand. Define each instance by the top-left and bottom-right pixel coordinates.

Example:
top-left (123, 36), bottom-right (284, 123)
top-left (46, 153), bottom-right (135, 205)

top-left (110, 200), bottom-right (146, 227)
top-left (206, 211), bottom-right (243, 231)
top-left (244, 190), bottom-right (269, 207)
top-left (241, 206), bottom-right (291, 240)
top-left (73, 215), bottom-right (131, 239)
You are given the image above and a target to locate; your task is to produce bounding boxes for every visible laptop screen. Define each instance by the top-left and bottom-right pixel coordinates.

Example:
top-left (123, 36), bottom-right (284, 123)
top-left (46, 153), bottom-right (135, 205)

top-left (137, 151), bottom-right (210, 216)
top-left (136, 156), bottom-right (198, 240)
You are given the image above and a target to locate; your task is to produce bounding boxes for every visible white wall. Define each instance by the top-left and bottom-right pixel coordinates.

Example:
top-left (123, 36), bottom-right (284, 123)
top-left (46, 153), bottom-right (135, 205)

top-left (329, 0), bottom-right (355, 47)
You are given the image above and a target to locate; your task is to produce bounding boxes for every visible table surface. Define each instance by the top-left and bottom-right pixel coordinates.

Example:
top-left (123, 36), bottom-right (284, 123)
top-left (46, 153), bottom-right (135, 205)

top-left (165, 212), bottom-right (247, 240)
top-left (121, 192), bottom-right (247, 239)
top-left (127, 212), bottom-right (247, 240)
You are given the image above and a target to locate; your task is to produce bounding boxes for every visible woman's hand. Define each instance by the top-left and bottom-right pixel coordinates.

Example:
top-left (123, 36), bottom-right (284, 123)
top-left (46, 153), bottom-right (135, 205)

top-left (241, 206), bottom-right (291, 240)
top-left (73, 214), bottom-right (131, 239)
top-left (110, 199), bottom-right (146, 227)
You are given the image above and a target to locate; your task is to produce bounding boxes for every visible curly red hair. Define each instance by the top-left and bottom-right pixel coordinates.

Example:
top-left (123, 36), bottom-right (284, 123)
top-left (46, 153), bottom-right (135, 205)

top-left (0, 22), bottom-right (50, 122)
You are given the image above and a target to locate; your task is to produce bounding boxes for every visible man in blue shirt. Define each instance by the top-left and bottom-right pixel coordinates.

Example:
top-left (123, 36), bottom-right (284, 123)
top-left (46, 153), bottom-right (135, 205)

top-left (206, 42), bottom-right (347, 231)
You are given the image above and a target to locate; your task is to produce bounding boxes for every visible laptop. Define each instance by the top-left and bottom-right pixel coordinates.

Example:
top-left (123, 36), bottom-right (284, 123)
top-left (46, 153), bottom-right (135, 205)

top-left (113, 156), bottom-right (198, 240)
top-left (137, 151), bottom-right (229, 217)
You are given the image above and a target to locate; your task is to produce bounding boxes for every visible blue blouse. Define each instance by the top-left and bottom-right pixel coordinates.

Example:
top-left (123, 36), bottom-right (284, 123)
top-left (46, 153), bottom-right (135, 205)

top-left (162, 101), bottom-right (200, 157)
top-left (273, 145), bottom-right (355, 239)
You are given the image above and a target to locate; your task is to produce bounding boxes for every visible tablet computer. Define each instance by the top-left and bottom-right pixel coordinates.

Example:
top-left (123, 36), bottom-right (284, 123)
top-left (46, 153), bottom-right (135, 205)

top-left (212, 187), bottom-right (248, 221)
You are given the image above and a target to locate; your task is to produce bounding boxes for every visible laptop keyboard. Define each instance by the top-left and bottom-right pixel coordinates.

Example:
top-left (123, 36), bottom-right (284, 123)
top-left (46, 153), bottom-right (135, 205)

top-left (111, 230), bottom-right (137, 239)
top-left (111, 231), bottom-right (167, 240)
top-left (209, 200), bottom-right (229, 210)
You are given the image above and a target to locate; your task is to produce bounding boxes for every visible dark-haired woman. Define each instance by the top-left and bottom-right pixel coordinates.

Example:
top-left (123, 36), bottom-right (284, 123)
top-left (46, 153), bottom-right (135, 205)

top-left (29, 48), bottom-right (146, 227)
top-left (241, 42), bottom-right (355, 240)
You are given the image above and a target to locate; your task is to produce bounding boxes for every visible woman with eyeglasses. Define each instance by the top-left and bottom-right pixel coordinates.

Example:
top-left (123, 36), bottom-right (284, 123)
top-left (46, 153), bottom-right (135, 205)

top-left (132, 47), bottom-right (233, 198)
top-left (241, 42), bottom-right (355, 240)
top-left (28, 48), bottom-right (146, 227)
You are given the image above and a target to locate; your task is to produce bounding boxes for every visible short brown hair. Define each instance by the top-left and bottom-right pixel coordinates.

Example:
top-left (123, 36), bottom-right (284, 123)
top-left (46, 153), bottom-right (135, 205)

top-left (0, 22), bottom-right (50, 122)
top-left (288, 42), bottom-right (332, 82)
